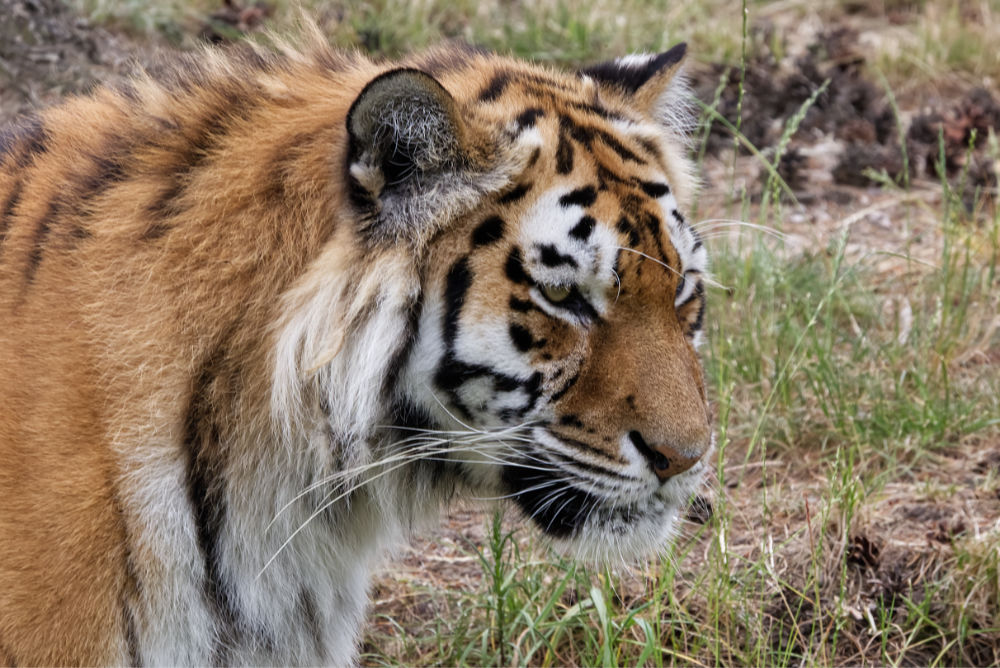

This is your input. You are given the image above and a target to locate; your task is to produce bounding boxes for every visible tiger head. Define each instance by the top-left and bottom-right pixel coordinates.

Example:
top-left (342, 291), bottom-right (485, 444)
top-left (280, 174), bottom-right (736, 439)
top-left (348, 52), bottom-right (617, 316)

top-left (310, 45), bottom-right (710, 561)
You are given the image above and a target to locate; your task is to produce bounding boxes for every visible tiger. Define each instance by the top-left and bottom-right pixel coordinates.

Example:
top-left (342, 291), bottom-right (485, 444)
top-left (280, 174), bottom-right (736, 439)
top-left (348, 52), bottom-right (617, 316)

top-left (0, 25), bottom-right (712, 666)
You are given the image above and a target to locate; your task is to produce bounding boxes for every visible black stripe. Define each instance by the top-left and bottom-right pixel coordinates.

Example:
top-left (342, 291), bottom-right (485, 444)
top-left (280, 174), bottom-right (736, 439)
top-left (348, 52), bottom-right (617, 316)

top-left (526, 147), bottom-right (541, 168)
top-left (314, 47), bottom-right (359, 73)
top-left (478, 72), bottom-right (511, 102)
top-left (114, 81), bottom-right (140, 103)
top-left (509, 296), bottom-right (535, 313)
top-left (561, 115), bottom-right (593, 147)
top-left (118, 513), bottom-right (143, 667)
top-left (639, 180), bottom-right (670, 199)
top-left (616, 215), bottom-right (639, 247)
top-left (504, 247), bottom-right (531, 284)
top-left (0, 181), bottom-right (23, 252)
top-left (517, 72), bottom-right (572, 92)
top-left (565, 99), bottom-right (623, 121)
top-left (436, 257), bottom-right (475, 418)
top-left (109, 473), bottom-right (143, 667)
top-left (437, 357), bottom-right (543, 419)
top-left (596, 164), bottom-right (627, 187)
top-left (497, 183), bottom-right (531, 205)
top-left (146, 182), bottom-right (185, 224)
top-left (550, 370), bottom-right (579, 402)
top-left (24, 200), bottom-right (57, 285)
top-left (581, 45), bottom-right (686, 95)
top-left (78, 152), bottom-right (129, 202)
top-left (146, 88), bottom-right (255, 229)
top-left (546, 448), bottom-right (640, 483)
top-left (19, 118), bottom-right (49, 166)
top-left (546, 429), bottom-right (629, 467)
top-left (508, 323), bottom-right (536, 352)
top-left (140, 221), bottom-right (171, 241)
top-left (559, 186), bottom-right (597, 208)
top-left (433, 358), bottom-right (478, 419)
top-left (558, 413), bottom-right (584, 428)
top-left (183, 342), bottom-right (241, 661)
top-left (0, 125), bottom-right (18, 161)
top-left (638, 209), bottom-right (676, 272)
top-left (538, 243), bottom-right (578, 268)
top-left (67, 223), bottom-right (92, 242)
top-left (675, 274), bottom-right (687, 301)
top-left (672, 209), bottom-right (685, 225)
top-left (514, 107), bottom-right (545, 129)
top-left (381, 289), bottom-right (424, 401)
top-left (300, 589), bottom-right (325, 659)
top-left (555, 131), bottom-right (574, 174)
top-left (569, 215), bottom-right (596, 241)
top-left (419, 45), bottom-right (486, 76)
top-left (558, 286), bottom-right (599, 321)
top-left (594, 128), bottom-right (645, 164)
top-left (635, 137), bottom-right (662, 161)
top-left (123, 596), bottom-right (141, 667)
top-left (442, 257), bottom-right (471, 341)
top-left (687, 283), bottom-right (706, 334)
top-left (499, 370), bottom-right (543, 418)
top-left (472, 215), bottom-right (506, 247)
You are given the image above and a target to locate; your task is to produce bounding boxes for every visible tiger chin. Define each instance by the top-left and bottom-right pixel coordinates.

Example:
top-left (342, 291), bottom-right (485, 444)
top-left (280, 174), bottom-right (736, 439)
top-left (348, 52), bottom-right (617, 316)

top-left (0, 26), bottom-right (712, 666)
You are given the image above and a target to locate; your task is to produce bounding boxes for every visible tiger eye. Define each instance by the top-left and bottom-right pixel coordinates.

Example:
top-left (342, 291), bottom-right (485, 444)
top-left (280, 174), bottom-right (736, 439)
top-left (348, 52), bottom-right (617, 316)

top-left (541, 284), bottom-right (572, 303)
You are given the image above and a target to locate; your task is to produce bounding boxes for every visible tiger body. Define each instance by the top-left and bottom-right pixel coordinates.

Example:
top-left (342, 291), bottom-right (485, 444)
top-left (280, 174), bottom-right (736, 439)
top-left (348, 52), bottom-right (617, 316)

top-left (0, 32), bottom-right (710, 665)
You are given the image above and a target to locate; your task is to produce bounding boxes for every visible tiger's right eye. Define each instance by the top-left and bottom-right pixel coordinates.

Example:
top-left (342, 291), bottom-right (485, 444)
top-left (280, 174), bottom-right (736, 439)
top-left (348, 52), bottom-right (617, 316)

top-left (540, 284), bottom-right (572, 303)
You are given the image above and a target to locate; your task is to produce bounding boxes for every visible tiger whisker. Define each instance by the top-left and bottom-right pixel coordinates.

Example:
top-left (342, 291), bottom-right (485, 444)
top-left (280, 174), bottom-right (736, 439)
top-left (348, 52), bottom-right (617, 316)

top-left (267, 427), bottom-right (544, 528)
top-left (259, 452), bottom-right (427, 578)
top-left (691, 218), bottom-right (786, 240)
top-left (615, 246), bottom-right (684, 280)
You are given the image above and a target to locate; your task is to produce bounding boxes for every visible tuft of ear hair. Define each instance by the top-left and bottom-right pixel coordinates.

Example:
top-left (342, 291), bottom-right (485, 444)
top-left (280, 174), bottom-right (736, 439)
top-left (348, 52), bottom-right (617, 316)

top-left (581, 43), bottom-right (692, 134)
top-left (582, 43), bottom-right (698, 208)
top-left (347, 68), bottom-right (492, 247)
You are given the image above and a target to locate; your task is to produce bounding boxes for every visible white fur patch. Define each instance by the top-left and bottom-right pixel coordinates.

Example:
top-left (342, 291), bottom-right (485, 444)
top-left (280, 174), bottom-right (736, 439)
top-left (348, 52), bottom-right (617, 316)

top-left (271, 227), bottom-right (419, 454)
top-left (517, 187), bottom-right (619, 316)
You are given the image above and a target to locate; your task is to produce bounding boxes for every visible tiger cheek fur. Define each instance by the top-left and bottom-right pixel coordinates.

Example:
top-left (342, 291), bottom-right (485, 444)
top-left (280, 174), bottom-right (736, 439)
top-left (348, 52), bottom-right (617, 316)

top-left (0, 32), bottom-right (709, 666)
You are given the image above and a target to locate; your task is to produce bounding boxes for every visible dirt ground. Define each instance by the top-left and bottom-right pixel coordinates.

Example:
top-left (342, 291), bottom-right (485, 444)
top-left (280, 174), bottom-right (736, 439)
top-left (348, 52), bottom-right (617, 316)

top-left (2, 0), bottom-right (997, 664)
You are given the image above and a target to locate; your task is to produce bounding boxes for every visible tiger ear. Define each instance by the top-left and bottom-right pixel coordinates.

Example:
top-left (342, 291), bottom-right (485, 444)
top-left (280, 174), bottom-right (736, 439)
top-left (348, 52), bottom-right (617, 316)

top-left (581, 43), bottom-right (690, 126)
top-left (347, 68), bottom-right (481, 246)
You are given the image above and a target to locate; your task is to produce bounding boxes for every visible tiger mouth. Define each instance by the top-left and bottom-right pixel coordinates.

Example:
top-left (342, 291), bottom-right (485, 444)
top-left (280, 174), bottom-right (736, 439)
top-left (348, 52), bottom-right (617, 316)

top-left (499, 447), bottom-right (696, 541)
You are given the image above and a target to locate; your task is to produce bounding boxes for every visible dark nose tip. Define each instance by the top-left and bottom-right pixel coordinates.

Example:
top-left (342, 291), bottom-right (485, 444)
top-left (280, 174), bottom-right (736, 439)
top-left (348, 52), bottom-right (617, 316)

top-left (628, 430), bottom-right (703, 480)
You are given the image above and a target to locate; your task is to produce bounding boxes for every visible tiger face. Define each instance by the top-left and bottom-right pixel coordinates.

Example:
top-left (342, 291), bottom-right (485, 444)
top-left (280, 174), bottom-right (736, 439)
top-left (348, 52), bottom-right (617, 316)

top-left (355, 47), bottom-right (713, 559)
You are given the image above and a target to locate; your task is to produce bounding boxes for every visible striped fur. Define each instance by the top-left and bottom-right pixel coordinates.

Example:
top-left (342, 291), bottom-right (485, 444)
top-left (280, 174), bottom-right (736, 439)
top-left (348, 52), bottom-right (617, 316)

top-left (0, 30), bottom-right (711, 665)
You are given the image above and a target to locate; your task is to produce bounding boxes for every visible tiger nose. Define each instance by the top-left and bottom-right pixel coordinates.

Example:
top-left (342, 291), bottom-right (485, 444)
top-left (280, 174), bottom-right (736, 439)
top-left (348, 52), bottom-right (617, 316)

top-left (628, 430), bottom-right (705, 480)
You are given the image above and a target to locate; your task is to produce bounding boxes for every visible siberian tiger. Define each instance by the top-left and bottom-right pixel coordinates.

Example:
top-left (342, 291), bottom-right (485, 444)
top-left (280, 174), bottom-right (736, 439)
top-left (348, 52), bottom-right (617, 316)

top-left (0, 26), bottom-right (712, 666)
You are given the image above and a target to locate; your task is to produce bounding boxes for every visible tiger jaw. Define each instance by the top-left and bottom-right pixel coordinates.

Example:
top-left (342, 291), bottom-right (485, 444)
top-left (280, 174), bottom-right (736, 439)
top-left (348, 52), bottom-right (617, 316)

top-left (438, 423), bottom-right (710, 557)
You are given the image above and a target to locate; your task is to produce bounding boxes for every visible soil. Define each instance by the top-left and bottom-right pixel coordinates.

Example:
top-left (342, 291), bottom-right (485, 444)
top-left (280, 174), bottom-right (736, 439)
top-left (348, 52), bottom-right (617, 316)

top-left (688, 23), bottom-right (1000, 205)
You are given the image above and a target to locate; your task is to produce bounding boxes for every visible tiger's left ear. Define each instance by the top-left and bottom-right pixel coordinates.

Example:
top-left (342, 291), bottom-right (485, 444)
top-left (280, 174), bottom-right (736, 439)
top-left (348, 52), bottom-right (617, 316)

top-left (346, 68), bottom-right (511, 248)
top-left (581, 43), bottom-right (690, 124)
top-left (582, 43), bottom-right (697, 208)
